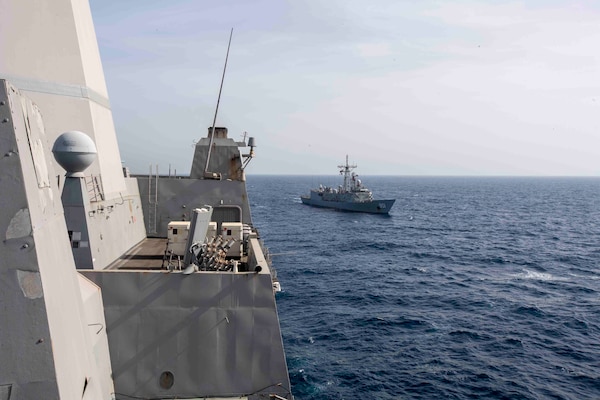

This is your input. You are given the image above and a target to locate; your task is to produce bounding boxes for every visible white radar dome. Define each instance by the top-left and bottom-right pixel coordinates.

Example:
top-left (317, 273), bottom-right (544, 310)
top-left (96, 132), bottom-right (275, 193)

top-left (52, 131), bottom-right (97, 177)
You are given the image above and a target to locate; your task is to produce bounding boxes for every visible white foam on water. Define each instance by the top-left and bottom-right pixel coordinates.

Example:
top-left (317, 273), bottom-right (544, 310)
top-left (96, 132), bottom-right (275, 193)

top-left (512, 269), bottom-right (568, 282)
top-left (568, 272), bottom-right (600, 280)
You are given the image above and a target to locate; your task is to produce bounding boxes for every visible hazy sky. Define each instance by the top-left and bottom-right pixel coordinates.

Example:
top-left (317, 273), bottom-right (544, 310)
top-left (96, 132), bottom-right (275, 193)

top-left (90, 0), bottom-right (600, 176)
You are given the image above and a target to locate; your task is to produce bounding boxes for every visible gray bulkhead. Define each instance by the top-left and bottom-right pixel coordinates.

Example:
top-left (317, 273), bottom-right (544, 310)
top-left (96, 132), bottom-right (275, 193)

top-left (82, 269), bottom-right (291, 399)
top-left (0, 80), bottom-right (113, 399)
top-left (137, 127), bottom-right (253, 238)
top-left (83, 127), bottom-right (292, 398)
top-left (0, 81), bottom-right (292, 399)
top-left (1, 0), bottom-right (292, 396)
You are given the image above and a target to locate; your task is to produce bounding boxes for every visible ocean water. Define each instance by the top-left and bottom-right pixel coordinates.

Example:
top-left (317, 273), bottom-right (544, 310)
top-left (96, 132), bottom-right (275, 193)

top-left (246, 176), bottom-right (600, 400)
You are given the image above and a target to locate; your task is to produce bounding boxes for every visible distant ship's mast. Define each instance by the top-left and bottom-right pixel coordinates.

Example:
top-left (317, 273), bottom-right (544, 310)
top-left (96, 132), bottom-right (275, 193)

top-left (338, 155), bottom-right (357, 192)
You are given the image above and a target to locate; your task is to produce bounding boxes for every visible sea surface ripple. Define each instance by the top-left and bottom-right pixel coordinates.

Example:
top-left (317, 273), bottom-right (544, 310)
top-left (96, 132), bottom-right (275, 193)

top-left (247, 176), bottom-right (600, 400)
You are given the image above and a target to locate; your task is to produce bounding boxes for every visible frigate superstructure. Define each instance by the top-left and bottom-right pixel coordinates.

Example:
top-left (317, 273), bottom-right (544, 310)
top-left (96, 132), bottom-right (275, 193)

top-left (0, 1), bottom-right (292, 399)
top-left (301, 155), bottom-right (395, 214)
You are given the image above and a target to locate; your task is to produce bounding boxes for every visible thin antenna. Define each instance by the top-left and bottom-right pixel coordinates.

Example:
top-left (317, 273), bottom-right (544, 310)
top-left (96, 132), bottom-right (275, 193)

top-left (204, 28), bottom-right (233, 176)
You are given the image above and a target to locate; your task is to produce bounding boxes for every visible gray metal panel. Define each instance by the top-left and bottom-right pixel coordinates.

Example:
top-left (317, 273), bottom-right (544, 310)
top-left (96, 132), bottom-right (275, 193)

top-left (135, 177), bottom-right (252, 238)
top-left (0, 80), bottom-right (61, 399)
top-left (0, 72), bottom-right (111, 109)
top-left (189, 135), bottom-right (244, 180)
top-left (183, 206), bottom-right (213, 265)
top-left (62, 177), bottom-right (94, 268)
top-left (212, 205), bottom-right (242, 227)
top-left (0, 80), bottom-right (112, 399)
top-left (0, 0), bottom-right (128, 197)
top-left (82, 270), bottom-right (291, 399)
top-left (80, 177), bottom-right (147, 270)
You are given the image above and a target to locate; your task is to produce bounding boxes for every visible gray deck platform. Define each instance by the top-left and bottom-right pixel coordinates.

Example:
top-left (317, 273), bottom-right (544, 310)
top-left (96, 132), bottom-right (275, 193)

top-left (106, 238), bottom-right (169, 270)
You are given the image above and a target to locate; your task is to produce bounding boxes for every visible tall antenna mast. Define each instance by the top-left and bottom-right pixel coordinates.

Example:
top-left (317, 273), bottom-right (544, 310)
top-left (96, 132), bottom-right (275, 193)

top-left (204, 28), bottom-right (233, 176)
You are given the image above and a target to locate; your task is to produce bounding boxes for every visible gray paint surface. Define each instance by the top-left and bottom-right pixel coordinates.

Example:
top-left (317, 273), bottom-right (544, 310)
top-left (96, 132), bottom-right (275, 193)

top-left (0, 80), bottom-right (113, 399)
top-left (190, 127), bottom-right (247, 181)
top-left (82, 270), bottom-right (291, 399)
top-left (136, 177), bottom-right (252, 238)
top-left (62, 177), bottom-right (95, 268)
top-left (0, 0), bottom-right (128, 197)
top-left (1, 0), bottom-right (292, 396)
top-left (301, 190), bottom-right (396, 213)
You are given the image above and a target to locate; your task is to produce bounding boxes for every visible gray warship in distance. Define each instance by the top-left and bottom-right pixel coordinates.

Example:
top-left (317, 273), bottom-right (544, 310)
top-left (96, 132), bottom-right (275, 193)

top-left (0, 1), bottom-right (292, 399)
top-left (301, 155), bottom-right (395, 214)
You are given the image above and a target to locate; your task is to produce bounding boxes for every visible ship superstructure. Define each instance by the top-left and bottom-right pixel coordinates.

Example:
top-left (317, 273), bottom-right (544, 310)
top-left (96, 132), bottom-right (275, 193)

top-left (0, 1), bottom-right (291, 399)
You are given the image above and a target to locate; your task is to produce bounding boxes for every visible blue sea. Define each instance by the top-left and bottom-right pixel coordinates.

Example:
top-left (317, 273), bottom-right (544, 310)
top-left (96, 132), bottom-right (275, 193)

top-left (247, 176), bottom-right (600, 400)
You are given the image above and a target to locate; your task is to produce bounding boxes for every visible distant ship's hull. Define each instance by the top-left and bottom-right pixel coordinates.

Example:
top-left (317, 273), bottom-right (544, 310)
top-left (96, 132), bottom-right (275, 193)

top-left (301, 193), bottom-right (395, 214)
top-left (301, 156), bottom-right (395, 214)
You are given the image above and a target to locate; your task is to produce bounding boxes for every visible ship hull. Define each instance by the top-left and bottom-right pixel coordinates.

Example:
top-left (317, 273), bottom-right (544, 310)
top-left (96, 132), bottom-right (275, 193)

top-left (301, 194), bottom-right (395, 214)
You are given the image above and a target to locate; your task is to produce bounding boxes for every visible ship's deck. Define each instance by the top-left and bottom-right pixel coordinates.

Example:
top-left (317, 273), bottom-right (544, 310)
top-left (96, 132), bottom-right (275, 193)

top-left (106, 238), bottom-right (169, 270)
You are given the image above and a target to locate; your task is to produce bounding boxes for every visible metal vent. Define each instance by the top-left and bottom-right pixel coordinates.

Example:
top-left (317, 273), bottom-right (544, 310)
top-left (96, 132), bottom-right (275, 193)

top-left (212, 205), bottom-right (242, 229)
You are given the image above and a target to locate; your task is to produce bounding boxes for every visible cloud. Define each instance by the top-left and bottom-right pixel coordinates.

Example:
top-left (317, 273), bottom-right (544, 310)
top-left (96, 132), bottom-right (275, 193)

top-left (356, 43), bottom-right (392, 58)
top-left (91, 0), bottom-right (600, 176)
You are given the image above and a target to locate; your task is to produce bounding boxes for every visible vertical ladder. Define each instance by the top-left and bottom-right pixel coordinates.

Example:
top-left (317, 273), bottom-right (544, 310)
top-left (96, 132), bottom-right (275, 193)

top-left (147, 165), bottom-right (158, 234)
top-left (85, 175), bottom-right (105, 202)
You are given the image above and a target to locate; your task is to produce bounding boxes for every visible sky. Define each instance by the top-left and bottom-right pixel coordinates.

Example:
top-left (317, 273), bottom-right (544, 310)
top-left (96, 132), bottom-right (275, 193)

top-left (89, 0), bottom-right (600, 176)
